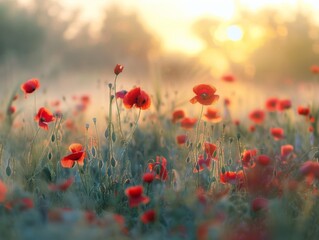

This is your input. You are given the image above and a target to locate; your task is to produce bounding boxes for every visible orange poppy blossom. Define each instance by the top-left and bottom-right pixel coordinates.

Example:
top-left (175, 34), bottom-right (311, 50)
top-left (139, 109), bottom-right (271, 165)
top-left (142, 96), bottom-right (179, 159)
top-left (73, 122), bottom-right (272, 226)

top-left (34, 107), bottom-right (55, 130)
top-left (123, 87), bottom-right (151, 110)
top-left (125, 185), bottom-right (150, 208)
top-left (48, 177), bottom-right (74, 192)
top-left (190, 84), bottom-right (219, 105)
top-left (21, 78), bottom-right (40, 97)
top-left (60, 143), bottom-right (86, 168)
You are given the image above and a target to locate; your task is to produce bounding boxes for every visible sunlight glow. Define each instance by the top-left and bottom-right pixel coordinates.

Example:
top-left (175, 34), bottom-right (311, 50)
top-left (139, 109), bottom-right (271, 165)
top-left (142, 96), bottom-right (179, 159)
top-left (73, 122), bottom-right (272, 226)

top-left (17, 0), bottom-right (319, 55)
top-left (226, 25), bottom-right (244, 41)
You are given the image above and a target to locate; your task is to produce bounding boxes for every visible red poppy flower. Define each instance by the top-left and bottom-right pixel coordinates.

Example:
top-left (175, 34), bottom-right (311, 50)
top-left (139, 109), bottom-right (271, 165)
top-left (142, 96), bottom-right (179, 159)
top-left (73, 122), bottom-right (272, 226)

top-left (309, 126), bottom-right (314, 132)
top-left (148, 156), bottom-right (168, 181)
top-left (114, 64), bottom-right (124, 75)
top-left (297, 106), bottom-right (310, 116)
top-left (224, 98), bottom-right (231, 106)
top-left (176, 134), bottom-right (187, 145)
top-left (5, 197), bottom-right (34, 211)
top-left (0, 180), bottom-right (7, 203)
top-left (141, 209), bottom-right (156, 224)
top-left (142, 172), bottom-right (155, 184)
top-left (34, 107), bottom-right (55, 130)
top-left (249, 125), bottom-right (256, 132)
top-left (221, 74), bottom-right (236, 82)
top-left (8, 106), bottom-right (16, 115)
top-left (190, 84), bottom-right (219, 105)
top-left (81, 95), bottom-right (90, 105)
top-left (249, 109), bottom-right (265, 124)
top-left (48, 177), bottom-right (74, 192)
top-left (61, 143), bottom-right (86, 168)
top-left (123, 87), bottom-right (151, 110)
top-left (270, 127), bottom-right (284, 140)
top-left (257, 155), bottom-right (272, 166)
top-left (300, 161), bottom-right (319, 184)
top-left (21, 78), bottom-right (40, 97)
top-left (277, 99), bottom-right (291, 111)
top-left (242, 149), bottom-right (257, 167)
top-left (204, 142), bottom-right (217, 158)
top-left (310, 65), bottom-right (319, 74)
top-left (125, 185), bottom-right (150, 208)
top-left (116, 90), bottom-right (127, 99)
top-left (220, 171), bottom-right (244, 185)
top-left (251, 197), bottom-right (268, 212)
top-left (193, 155), bottom-right (212, 173)
top-left (172, 109), bottom-right (185, 123)
top-left (204, 108), bottom-right (222, 122)
top-left (180, 117), bottom-right (197, 129)
top-left (265, 97), bottom-right (279, 112)
top-left (281, 144), bottom-right (294, 161)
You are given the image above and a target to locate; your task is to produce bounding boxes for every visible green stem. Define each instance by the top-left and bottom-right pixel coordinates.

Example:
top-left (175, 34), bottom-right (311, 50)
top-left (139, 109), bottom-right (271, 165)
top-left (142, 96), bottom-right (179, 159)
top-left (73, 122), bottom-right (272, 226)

top-left (114, 75), bottom-right (124, 140)
top-left (107, 85), bottom-right (114, 177)
top-left (28, 127), bottom-right (41, 167)
top-left (194, 105), bottom-right (204, 188)
top-left (119, 109), bottom-right (142, 160)
top-left (93, 120), bottom-right (102, 160)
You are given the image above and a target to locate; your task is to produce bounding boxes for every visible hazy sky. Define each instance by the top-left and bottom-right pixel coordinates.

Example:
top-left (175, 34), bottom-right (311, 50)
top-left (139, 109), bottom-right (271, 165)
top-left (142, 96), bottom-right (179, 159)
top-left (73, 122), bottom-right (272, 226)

top-left (18, 0), bottom-right (319, 54)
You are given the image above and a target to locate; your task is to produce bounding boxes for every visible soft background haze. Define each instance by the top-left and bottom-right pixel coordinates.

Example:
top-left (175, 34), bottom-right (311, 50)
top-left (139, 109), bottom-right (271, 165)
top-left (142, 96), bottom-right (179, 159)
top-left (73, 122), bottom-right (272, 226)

top-left (1, 0), bottom-right (319, 118)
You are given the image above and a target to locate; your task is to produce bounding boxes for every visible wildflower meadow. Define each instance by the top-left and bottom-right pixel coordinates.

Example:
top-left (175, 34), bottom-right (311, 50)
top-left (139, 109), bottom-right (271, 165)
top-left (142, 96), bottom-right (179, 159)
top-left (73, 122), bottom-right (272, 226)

top-left (0, 62), bottom-right (319, 240)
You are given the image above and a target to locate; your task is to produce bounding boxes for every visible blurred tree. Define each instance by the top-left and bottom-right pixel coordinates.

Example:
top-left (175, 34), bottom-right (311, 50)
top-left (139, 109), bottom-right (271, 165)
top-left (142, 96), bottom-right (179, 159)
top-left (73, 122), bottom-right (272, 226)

top-left (63, 5), bottom-right (161, 76)
top-left (0, 0), bottom-right (44, 63)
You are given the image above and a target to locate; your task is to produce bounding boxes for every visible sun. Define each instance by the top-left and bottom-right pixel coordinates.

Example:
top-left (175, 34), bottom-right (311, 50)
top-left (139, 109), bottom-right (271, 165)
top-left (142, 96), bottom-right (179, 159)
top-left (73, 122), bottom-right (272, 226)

top-left (226, 25), bottom-right (244, 41)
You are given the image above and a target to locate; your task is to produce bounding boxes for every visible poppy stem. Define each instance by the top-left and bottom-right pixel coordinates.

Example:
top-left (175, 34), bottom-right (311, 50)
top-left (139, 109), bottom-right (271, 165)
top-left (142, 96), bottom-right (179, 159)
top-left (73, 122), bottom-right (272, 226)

top-left (107, 84), bottom-right (114, 179)
top-left (236, 135), bottom-right (247, 183)
top-left (113, 75), bottom-right (124, 140)
top-left (194, 105), bottom-right (204, 188)
top-left (27, 127), bottom-right (41, 167)
top-left (119, 109), bottom-right (142, 161)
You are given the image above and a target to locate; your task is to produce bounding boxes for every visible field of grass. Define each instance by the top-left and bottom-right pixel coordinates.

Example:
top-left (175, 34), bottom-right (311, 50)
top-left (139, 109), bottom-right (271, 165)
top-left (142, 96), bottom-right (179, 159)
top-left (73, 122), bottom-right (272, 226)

top-left (1, 64), bottom-right (319, 240)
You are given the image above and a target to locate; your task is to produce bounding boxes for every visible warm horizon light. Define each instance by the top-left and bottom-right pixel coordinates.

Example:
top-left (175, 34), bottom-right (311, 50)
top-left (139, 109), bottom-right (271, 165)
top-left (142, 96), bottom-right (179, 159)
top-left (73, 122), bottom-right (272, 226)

top-left (17, 0), bottom-right (319, 55)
